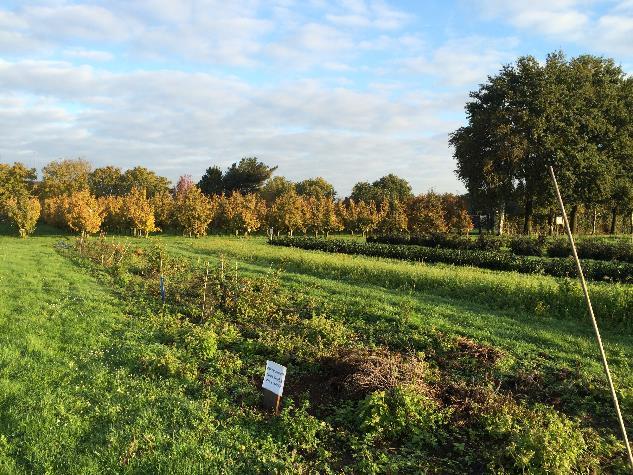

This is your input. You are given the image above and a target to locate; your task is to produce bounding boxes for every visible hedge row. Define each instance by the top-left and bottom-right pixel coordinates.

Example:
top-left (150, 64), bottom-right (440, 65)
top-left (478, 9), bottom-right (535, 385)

top-left (368, 233), bottom-right (633, 264)
top-left (269, 237), bottom-right (633, 283)
top-left (367, 232), bottom-right (505, 251)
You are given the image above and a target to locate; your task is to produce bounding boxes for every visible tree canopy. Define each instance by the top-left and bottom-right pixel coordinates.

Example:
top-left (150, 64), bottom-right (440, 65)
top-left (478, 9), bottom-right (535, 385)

top-left (296, 177), bottom-right (336, 199)
top-left (450, 52), bottom-right (633, 234)
top-left (350, 174), bottom-right (412, 205)
top-left (41, 159), bottom-right (91, 198)
top-left (198, 158), bottom-right (277, 195)
top-left (259, 176), bottom-right (295, 203)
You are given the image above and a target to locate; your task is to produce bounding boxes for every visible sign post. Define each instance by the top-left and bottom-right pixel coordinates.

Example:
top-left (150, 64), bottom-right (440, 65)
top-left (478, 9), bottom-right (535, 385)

top-left (262, 360), bottom-right (286, 414)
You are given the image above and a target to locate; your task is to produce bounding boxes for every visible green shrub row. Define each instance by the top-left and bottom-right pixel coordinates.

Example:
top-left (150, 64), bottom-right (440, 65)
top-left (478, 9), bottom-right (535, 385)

top-left (367, 232), bottom-right (505, 251)
top-left (269, 237), bottom-right (633, 283)
top-left (510, 236), bottom-right (633, 262)
top-left (368, 233), bottom-right (633, 264)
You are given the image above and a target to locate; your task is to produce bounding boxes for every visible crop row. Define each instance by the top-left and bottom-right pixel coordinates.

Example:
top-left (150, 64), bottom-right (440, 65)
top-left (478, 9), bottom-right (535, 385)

top-left (269, 237), bottom-right (633, 284)
top-left (368, 233), bottom-right (633, 264)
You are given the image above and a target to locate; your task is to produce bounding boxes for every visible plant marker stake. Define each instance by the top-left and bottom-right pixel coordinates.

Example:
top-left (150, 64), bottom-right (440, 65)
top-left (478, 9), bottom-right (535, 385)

top-left (202, 261), bottom-right (209, 317)
top-left (549, 166), bottom-right (633, 470)
top-left (159, 257), bottom-right (166, 305)
top-left (262, 361), bottom-right (286, 415)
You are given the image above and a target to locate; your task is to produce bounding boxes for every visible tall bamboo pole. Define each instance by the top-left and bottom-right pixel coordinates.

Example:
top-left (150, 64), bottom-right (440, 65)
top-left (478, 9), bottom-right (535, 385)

top-left (549, 166), bottom-right (633, 470)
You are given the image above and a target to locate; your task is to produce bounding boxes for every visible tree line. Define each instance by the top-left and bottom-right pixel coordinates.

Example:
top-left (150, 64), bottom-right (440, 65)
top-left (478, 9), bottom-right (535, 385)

top-left (0, 158), bottom-right (471, 238)
top-left (451, 51), bottom-right (633, 236)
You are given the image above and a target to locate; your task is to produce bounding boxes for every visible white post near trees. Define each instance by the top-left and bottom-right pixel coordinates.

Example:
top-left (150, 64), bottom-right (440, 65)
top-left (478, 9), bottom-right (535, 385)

top-left (549, 166), bottom-right (633, 470)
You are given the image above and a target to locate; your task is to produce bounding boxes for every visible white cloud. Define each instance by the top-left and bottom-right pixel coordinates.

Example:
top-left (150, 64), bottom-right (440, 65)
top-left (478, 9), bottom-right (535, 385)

top-left (63, 48), bottom-right (114, 62)
top-left (399, 36), bottom-right (519, 86)
top-left (475, 0), bottom-right (633, 57)
top-left (0, 59), bottom-right (464, 194)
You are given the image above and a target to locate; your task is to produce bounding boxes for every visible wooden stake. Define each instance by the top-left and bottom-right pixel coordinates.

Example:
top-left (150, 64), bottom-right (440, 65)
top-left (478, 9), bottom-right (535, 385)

top-left (262, 388), bottom-right (281, 415)
top-left (202, 261), bottom-right (209, 318)
top-left (549, 166), bottom-right (633, 470)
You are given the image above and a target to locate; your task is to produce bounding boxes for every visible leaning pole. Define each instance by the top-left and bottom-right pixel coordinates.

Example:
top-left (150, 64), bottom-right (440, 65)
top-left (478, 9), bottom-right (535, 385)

top-left (549, 165), bottom-right (633, 470)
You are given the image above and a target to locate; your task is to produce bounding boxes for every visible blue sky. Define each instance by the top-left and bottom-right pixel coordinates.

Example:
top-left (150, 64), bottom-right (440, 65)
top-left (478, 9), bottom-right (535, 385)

top-left (1, 0), bottom-right (632, 195)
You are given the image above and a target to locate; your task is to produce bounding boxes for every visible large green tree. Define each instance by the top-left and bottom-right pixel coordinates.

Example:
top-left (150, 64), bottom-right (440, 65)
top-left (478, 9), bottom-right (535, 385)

top-left (199, 158), bottom-right (277, 195)
top-left (259, 176), bottom-right (295, 203)
top-left (41, 158), bottom-right (91, 198)
top-left (350, 174), bottom-right (412, 205)
top-left (451, 52), bottom-right (631, 234)
top-left (296, 177), bottom-right (336, 199)
top-left (122, 166), bottom-right (171, 197)
top-left (198, 166), bottom-right (224, 196)
top-left (89, 166), bottom-right (125, 197)
top-left (222, 157), bottom-right (277, 194)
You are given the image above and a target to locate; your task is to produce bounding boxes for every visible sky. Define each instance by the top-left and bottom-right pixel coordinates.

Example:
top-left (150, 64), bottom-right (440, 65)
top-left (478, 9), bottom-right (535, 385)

top-left (1, 0), bottom-right (632, 196)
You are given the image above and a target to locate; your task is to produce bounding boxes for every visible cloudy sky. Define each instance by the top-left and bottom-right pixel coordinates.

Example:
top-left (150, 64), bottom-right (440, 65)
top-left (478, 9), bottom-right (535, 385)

top-left (1, 0), bottom-right (632, 195)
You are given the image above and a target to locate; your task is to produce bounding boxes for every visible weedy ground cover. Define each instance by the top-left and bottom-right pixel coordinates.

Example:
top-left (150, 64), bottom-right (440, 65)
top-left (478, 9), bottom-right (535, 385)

top-left (1, 227), bottom-right (632, 473)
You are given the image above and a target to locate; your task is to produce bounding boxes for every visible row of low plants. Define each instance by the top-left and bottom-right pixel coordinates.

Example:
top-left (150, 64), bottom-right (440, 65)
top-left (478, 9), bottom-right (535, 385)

top-left (368, 233), bottom-right (633, 263)
top-left (59, 237), bottom-right (630, 473)
top-left (367, 232), bottom-right (507, 251)
top-left (510, 236), bottom-right (633, 263)
top-left (270, 237), bottom-right (633, 284)
top-left (188, 237), bottom-right (633, 328)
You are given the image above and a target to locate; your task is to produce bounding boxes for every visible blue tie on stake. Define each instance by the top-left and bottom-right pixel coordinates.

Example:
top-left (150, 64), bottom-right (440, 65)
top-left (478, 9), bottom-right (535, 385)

top-left (160, 275), bottom-right (166, 303)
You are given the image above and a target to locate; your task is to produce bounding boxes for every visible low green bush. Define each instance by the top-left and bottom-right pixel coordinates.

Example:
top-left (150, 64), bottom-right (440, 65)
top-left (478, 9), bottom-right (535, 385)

top-left (368, 232), bottom-right (504, 251)
top-left (510, 236), bottom-right (546, 256)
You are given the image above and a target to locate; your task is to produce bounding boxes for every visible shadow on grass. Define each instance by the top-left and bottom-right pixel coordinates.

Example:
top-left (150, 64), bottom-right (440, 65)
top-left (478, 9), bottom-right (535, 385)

top-left (0, 222), bottom-right (71, 237)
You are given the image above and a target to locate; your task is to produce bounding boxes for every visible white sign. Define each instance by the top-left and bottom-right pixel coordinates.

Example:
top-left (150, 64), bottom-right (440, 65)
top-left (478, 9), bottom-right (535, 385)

top-left (556, 216), bottom-right (564, 225)
top-left (262, 360), bottom-right (287, 396)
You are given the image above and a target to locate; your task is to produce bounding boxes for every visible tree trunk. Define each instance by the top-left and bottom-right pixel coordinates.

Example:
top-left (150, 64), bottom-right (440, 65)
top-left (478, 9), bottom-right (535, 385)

top-left (591, 209), bottom-right (597, 235)
top-left (523, 197), bottom-right (533, 235)
top-left (547, 210), bottom-right (554, 236)
top-left (570, 205), bottom-right (579, 234)
top-left (610, 207), bottom-right (618, 234)
top-left (497, 203), bottom-right (506, 236)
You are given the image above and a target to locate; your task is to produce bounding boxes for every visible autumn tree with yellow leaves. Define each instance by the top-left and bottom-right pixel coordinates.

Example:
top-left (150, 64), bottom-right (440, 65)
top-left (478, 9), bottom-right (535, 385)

top-left (151, 190), bottom-right (175, 231)
top-left (406, 192), bottom-right (448, 234)
top-left (175, 186), bottom-right (216, 237)
top-left (304, 196), bottom-right (342, 237)
top-left (353, 200), bottom-right (381, 236)
top-left (268, 189), bottom-right (305, 237)
top-left (64, 190), bottom-right (104, 236)
top-left (5, 195), bottom-right (41, 238)
top-left (441, 193), bottom-right (473, 235)
top-left (376, 199), bottom-right (408, 234)
top-left (99, 195), bottom-right (125, 233)
top-left (42, 196), bottom-right (69, 229)
top-left (123, 187), bottom-right (157, 237)
top-left (217, 192), bottom-right (266, 236)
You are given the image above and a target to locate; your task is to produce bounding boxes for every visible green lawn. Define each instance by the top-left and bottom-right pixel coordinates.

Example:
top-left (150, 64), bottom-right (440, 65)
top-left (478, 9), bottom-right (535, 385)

top-left (1, 226), bottom-right (632, 472)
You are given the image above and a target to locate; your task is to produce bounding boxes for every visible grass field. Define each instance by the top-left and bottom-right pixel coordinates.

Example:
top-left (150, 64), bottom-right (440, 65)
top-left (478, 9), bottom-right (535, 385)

top-left (1, 225), bottom-right (632, 473)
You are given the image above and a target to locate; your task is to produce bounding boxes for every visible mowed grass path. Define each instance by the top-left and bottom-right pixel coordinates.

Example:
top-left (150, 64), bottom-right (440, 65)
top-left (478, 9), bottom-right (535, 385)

top-left (0, 228), bottom-right (632, 472)
top-left (0, 230), bottom-right (225, 474)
